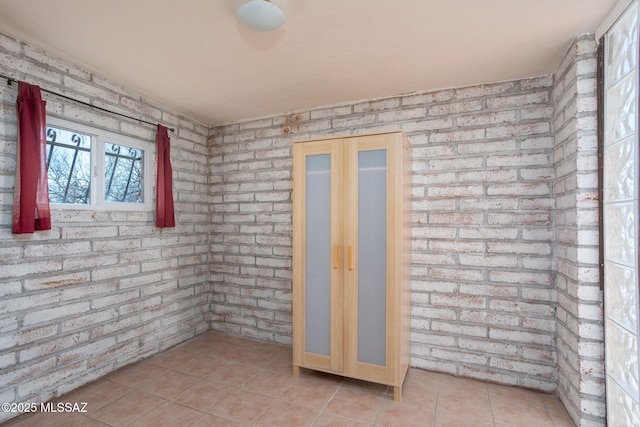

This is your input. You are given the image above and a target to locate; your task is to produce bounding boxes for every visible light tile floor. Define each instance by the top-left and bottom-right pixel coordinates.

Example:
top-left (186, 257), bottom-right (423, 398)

top-left (5, 332), bottom-right (576, 427)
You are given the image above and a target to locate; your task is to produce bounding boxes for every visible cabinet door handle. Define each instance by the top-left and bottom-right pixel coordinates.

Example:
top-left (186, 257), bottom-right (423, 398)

top-left (348, 246), bottom-right (353, 270)
top-left (334, 245), bottom-right (339, 269)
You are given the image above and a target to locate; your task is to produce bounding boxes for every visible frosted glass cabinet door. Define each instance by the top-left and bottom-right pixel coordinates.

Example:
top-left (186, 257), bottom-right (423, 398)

top-left (293, 139), bottom-right (344, 375)
top-left (304, 154), bottom-right (331, 355)
top-left (357, 149), bottom-right (387, 366)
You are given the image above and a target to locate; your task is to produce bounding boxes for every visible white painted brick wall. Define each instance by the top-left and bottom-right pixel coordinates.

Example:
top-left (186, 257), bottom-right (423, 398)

top-left (0, 32), bottom-right (210, 423)
top-left (209, 36), bottom-right (602, 421)
top-left (553, 34), bottom-right (605, 427)
top-left (209, 69), bottom-right (561, 391)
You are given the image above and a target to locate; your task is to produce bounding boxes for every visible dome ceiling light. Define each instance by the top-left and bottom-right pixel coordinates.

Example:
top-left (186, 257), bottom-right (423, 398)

top-left (236, 0), bottom-right (286, 32)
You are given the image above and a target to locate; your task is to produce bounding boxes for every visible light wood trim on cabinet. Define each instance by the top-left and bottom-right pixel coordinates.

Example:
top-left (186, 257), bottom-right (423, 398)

top-left (401, 131), bottom-right (412, 386)
top-left (292, 142), bottom-right (305, 374)
top-left (330, 142), bottom-right (345, 374)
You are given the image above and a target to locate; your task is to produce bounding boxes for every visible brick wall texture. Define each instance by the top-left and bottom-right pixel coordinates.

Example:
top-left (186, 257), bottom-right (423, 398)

top-left (0, 30), bottom-right (603, 426)
top-left (553, 35), bottom-right (605, 426)
top-left (211, 74), bottom-right (561, 391)
top-left (0, 33), bottom-right (210, 423)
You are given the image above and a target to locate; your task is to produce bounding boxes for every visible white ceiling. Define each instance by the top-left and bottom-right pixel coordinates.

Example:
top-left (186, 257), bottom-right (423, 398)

top-left (0, 0), bottom-right (617, 127)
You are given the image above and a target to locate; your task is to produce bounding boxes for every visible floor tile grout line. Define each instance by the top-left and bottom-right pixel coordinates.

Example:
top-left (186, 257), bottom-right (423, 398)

top-left (306, 370), bottom-right (347, 426)
top-left (432, 375), bottom-right (440, 427)
top-left (486, 384), bottom-right (498, 427)
top-left (3, 333), bottom-right (576, 427)
top-left (245, 388), bottom-right (280, 427)
top-left (109, 357), bottom-right (229, 427)
top-left (307, 371), bottom-right (378, 426)
top-left (203, 347), bottom-right (293, 426)
top-left (370, 390), bottom-right (387, 427)
top-left (203, 372), bottom-right (268, 425)
top-left (120, 392), bottom-right (169, 427)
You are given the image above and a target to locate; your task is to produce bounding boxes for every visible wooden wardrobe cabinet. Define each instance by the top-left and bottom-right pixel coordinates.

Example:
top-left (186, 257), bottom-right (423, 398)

top-left (292, 131), bottom-right (411, 401)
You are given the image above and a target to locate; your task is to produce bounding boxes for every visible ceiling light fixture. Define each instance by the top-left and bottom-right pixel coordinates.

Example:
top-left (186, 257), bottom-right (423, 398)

top-left (236, 0), bottom-right (285, 32)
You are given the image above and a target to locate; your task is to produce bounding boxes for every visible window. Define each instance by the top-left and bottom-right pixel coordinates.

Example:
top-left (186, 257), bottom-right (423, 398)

top-left (45, 117), bottom-right (153, 210)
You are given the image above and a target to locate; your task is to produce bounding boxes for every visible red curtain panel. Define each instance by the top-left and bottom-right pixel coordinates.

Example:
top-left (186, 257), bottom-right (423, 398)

top-left (155, 125), bottom-right (175, 228)
top-left (12, 81), bottom-right (51, 234)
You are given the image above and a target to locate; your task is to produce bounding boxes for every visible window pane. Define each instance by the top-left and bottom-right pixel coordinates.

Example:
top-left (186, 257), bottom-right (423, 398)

top-left (304, 154), bottom-right (331, 356)
top-left (46, 126), bottom-right (91, 204)
top-left (357, 149), bottom-right (387, 367)
top-left (104, 142), bottom-right (144, 203)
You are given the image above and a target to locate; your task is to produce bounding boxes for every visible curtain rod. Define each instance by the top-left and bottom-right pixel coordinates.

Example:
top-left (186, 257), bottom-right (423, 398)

top-left (0, 73), bottom-right (175, 133)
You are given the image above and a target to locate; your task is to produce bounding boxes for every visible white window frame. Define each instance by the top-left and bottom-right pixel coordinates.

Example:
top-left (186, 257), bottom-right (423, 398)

top-left (46, 117), bottom-right (154, 211)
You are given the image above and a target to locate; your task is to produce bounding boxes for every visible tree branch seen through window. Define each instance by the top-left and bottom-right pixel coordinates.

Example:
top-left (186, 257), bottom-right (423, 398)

top-left (45, 122), bottom-right (147, 208)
